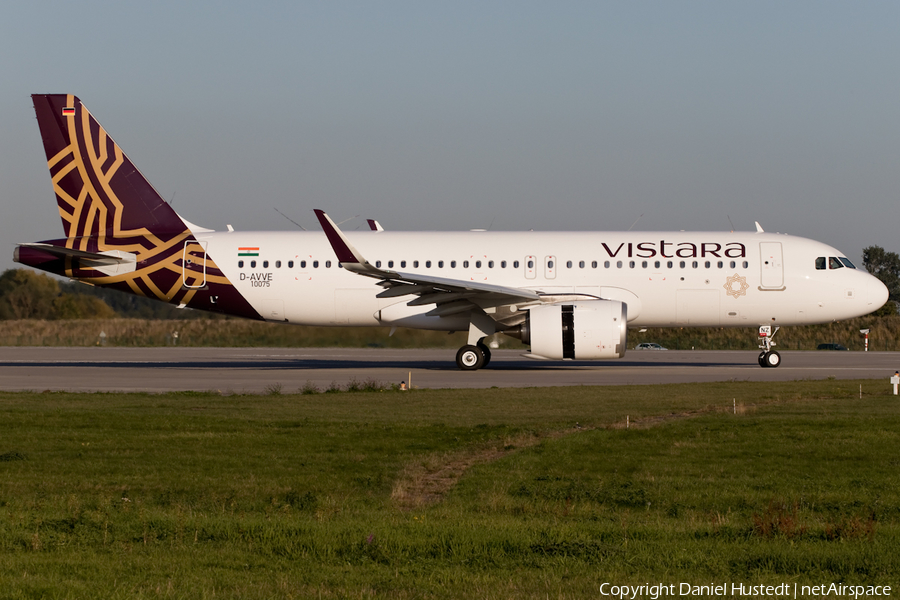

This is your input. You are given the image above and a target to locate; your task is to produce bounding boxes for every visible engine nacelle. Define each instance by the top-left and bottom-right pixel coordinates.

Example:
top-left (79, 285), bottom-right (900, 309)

top-left (515, 300), bottom-right (627, 360)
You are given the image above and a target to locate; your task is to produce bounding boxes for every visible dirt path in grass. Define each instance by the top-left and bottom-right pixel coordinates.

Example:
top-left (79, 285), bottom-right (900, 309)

top-left (391, 401), bottom-right (764, 510)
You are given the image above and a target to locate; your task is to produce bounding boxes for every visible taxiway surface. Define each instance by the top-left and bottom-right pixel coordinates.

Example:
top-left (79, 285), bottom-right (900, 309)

top-left (1, 347), bottom-right (898, 393)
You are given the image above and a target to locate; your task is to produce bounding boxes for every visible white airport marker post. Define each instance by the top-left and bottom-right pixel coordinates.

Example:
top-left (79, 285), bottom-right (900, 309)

top-left (861, 329), bottom-right (870, 352)
top-left (892, 371), bottom-right (900, 396)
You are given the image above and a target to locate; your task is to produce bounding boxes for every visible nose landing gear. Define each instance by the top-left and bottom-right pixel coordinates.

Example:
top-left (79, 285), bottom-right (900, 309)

top-left (757, 325), bottom-right (781, 368)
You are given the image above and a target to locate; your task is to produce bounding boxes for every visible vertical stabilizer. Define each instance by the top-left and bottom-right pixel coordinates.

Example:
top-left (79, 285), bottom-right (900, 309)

top-left (31, 94), bottom-right (189, 240)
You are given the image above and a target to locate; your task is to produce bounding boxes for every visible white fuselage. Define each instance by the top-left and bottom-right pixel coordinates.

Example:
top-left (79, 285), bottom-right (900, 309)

top-left (193, 229), bottom-right (886, 330)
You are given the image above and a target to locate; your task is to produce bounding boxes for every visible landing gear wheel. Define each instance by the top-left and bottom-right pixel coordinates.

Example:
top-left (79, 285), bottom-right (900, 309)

top-left (763, 350), bottom-right (781, 368)
top-left (477, 342), bottom-right (492, 367)
top-left (758, 351), bottom-right (768, 368)
top-left (456, 345), bottom-right (485, 371)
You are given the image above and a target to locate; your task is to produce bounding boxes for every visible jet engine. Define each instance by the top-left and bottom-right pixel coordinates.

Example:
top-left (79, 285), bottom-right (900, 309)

top-left (508, 300), bottom-right (627, 360)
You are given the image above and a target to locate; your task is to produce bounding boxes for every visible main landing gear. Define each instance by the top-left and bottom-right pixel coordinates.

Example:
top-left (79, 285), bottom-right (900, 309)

top-left (757, 325), bottom-right (781, 368)
top-left (456, 312), bottom-right (497, 371)
top-left (456, 341), bottom-right (492, 370)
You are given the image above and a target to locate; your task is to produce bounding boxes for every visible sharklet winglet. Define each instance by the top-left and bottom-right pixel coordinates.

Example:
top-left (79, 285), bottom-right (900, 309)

top-left (314, 209), bottom-right (390, 278)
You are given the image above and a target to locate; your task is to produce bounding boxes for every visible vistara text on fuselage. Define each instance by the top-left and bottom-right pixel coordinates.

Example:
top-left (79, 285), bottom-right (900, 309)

top-left (15, 94), bottom-right (889, 370)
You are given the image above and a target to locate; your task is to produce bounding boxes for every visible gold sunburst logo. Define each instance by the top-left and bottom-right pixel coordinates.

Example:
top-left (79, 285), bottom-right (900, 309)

top-left (724, 273), bottom-right (750, 298)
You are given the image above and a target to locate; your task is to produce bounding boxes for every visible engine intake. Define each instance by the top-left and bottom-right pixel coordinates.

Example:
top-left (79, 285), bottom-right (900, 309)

top-left (509, 300), bottom-right (627, 360)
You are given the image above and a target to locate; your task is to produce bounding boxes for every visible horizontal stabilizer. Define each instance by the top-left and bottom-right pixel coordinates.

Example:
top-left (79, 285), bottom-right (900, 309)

top-left (15, 243), bottom-right (137, 276)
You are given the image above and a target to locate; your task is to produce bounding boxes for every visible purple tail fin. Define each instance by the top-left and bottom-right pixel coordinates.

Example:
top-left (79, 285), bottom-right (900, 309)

top-left (19, 95), bottom-right (262, 321)
top-left (31, 94), bottom-right (189, 239)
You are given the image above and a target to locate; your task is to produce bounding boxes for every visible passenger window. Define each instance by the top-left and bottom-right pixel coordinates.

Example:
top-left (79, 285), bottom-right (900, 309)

top-left (679, 261), bottom-right (686, 268)
top-left (288, 260), bottom-right (293, 268)
top-left (325, 261), bottom-right (331, 268)
top-left (251, 260), bottom-right (257, 268)
top-left (388, 260), bottom-right (394, 268)
top-left (829, 257), bottom-right (843, 269)
top-left (451, 261), bottom-right (456, 268)
top-left (376, 260), bottom-right (381, 268)
top-left (238, 260), bottom-right (244, 268)
top-left (742, 261), bottom-right (749, 268)
top-left (704, 261), bottom-right (710, 268)
top-left (605, 261), bottom-right (610, 268)
top-left (616, 261), bottom-right (622, 268)
top-left (667, 261), bottom-right (673, 268)
top-left (300, 260), bottom-right (306, 268)
top-left (438, 261), bottom-right (444, 268)
top-left (401, 260), bottom-right (406, 268)
top-left (527, 260), bottom-right (533, 268)
top-left (488, 261), bottom-right (494, 268)
top-left (513, 261), bottom-right (519, 268)
top-left (566, 261), bottom-right (573, 268)
top-left (263, 260), bottom-right (269, 268)
top-left (579, 261), bottom-right (585, 268)
top-left (414, 261), bottom-right (419, 268)
top-left (629, 261), bottom-right (635, 268)
top-left (476, 260), bottom-right (482, 269)
top-left (464, 261), bottom-right (469, 268)
top-left (313, 261), bottom-right (318, 268)
top-left (501, 261), bottom-right (506, 268)
top-left (641, 261), bottom-right (648, 268)
top-left (425, 261), bottom-right (431, 268)
top-left (548, 260), bottom-right (554, 268)
top-left (692, 261), bottom-right (698, 268)
top-left (654, 261), bottom-right (660, 268)
top-left (592, 261), bottom-right (597, 268)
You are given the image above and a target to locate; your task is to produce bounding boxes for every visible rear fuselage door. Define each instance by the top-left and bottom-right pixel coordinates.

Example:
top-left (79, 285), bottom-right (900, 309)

top-left (182, 241), bottom-right (208, 289)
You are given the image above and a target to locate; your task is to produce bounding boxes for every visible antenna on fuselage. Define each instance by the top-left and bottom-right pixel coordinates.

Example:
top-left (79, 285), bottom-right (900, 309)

top-left (627, 214), bottom-right (644, 231)
top-left (727, 215), bottom-right (735, 232)
top-left (336, 214), bottom-right (360, 226)
top-left (274, 208), bottom-right (307, 230)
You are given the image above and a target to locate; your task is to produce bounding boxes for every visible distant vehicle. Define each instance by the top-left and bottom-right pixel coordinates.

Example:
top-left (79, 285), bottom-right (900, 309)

top-left (817, 343), bottom-right (849, 351)
top-left (635, 343), bottom-right (668, 350)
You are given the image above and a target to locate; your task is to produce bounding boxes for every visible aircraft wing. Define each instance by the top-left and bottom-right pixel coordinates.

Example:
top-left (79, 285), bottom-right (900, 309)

top-left (315, 210), bottom-right (540, 317)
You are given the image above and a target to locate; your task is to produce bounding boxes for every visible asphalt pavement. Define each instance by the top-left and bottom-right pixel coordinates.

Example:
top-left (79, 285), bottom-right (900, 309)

top-left (1, 347), bottom-right (898, 393)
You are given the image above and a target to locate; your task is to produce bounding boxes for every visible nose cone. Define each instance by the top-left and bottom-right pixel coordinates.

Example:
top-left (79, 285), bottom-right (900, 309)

top-left (868, 275), bottom-right (890, 310)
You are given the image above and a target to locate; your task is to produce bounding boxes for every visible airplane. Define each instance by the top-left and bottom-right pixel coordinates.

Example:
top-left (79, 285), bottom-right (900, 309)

top-left (14, 95), bottom-right (890, 370)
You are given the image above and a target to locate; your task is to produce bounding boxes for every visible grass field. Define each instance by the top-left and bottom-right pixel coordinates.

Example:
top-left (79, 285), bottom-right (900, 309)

top-left (1, 381), bottom-right (898, 598)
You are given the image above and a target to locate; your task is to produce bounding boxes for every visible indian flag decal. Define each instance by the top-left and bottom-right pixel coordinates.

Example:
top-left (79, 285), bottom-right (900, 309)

top-left (238, 247), bottom-right (259, 257)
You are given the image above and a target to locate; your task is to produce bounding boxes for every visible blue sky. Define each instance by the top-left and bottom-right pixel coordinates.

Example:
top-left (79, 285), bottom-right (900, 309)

top-left (2, 1), bottom-right (899, 271)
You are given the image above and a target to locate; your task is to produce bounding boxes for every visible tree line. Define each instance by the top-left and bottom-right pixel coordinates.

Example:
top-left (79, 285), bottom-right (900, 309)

top-left (1, 244), bottom-right (898, 320)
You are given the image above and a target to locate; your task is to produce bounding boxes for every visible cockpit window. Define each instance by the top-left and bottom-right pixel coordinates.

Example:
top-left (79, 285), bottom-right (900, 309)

top-left (815, 257), bottom-right (826, 270)
top-left (839, 257), bottom-right (856, 269)
top-left (828, 257), bottom-right (843, 269)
